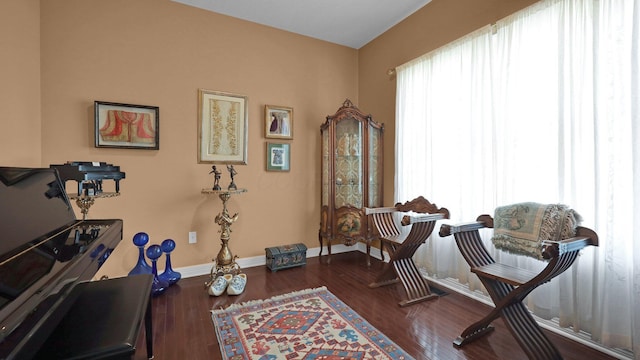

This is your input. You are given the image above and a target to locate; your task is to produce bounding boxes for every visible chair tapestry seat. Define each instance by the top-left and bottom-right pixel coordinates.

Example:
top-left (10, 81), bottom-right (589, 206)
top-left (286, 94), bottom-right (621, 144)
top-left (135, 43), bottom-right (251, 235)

top-left (492, 202), bottom-right (582, 260)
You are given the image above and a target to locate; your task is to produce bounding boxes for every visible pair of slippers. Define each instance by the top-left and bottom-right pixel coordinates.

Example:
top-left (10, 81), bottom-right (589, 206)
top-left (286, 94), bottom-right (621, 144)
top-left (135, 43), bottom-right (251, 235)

top-left (208, 273), bottom-right (247, 296)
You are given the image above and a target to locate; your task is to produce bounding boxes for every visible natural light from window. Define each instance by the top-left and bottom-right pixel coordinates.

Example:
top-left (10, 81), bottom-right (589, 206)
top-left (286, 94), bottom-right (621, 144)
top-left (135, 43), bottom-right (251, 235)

top-left (395, 0), bottom-right (639, 357)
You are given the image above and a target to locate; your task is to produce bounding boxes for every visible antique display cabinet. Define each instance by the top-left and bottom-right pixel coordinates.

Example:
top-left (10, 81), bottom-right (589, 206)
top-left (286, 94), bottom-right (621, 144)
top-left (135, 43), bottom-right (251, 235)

top-left (319, 99), bottom-right (384, 266)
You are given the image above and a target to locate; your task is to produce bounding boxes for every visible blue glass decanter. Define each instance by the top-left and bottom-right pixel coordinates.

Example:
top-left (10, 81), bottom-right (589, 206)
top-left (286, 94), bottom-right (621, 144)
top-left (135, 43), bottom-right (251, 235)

top-left (158, 239), bottom-right (181, 286)
top-left (128, 232), bottom-right (152, 276)
top-left (146, 244), bottom-right (169, 296)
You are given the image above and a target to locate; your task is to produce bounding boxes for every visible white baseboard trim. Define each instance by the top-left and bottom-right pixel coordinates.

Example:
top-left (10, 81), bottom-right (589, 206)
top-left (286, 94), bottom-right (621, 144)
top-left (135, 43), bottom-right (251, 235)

top-left (175, 242), bottom-right (386, 279)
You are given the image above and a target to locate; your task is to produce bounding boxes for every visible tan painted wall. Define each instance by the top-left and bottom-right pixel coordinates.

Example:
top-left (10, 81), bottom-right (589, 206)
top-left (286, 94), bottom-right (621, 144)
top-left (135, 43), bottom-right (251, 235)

top-left (36, 0), bottom-right (357, 277)
top-left (1, 0), bottom-right (539, 278)
top-left (0, 0), bottom-right (41, 167)
top-left (358, 0), bottom-right (538, 207)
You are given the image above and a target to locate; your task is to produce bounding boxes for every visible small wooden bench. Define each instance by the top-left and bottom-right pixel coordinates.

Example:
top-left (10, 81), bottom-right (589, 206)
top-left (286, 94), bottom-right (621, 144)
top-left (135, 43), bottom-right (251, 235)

top-left (365, 196), bottom-right (449, 307)
top-left (439, 210), bottom-right (598, 360)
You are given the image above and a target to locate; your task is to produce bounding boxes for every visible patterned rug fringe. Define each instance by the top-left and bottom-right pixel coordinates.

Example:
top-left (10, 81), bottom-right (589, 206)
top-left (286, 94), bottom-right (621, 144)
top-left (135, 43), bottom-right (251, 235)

top-left (211, 286), bottom-right (328, 314)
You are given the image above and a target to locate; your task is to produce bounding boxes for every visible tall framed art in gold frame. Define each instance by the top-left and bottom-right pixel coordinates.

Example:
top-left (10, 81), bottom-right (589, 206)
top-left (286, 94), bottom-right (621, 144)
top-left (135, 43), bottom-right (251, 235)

top-left (198, 89), bottom-right (248, 164)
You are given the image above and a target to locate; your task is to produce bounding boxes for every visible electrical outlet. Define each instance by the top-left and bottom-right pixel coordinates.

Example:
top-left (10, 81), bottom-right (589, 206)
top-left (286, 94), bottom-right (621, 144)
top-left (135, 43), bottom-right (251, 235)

top-left (188, 231), bottom-right (197, 244)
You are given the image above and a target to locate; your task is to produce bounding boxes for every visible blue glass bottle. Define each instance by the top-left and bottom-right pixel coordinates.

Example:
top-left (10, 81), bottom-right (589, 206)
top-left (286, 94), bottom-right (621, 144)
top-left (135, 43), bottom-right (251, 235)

top-left (159, 239), bottom-right (181, 285)
top-left (128, 232), bottom-right (152, 276)
top-left (146, 244), bottom-right (169, 296)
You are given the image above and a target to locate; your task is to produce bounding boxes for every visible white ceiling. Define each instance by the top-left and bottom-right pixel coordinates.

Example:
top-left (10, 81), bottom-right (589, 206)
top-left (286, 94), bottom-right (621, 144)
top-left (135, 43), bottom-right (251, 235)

top-left (172, 0), bottom-right (432, 49)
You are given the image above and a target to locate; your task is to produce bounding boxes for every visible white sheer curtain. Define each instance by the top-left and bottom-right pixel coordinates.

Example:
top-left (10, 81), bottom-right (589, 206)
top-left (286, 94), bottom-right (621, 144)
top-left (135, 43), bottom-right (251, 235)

top-left (396, 0), bottom-right (640, 356)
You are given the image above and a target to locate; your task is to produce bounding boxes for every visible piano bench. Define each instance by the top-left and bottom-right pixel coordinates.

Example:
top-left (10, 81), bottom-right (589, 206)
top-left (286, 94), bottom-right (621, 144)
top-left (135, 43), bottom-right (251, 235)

top-left (34, 274), bottom-right (153, 360)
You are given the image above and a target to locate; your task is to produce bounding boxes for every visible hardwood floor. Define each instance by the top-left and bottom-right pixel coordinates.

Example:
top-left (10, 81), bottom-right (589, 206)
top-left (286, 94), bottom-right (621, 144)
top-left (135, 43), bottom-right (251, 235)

top-left (134, 251), bottom-right (617, 360)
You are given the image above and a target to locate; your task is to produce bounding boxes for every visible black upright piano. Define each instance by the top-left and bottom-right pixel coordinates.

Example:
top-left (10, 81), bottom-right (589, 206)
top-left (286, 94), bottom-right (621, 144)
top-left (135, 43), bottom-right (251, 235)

top-left (0, 167), bottom-right (152, 359)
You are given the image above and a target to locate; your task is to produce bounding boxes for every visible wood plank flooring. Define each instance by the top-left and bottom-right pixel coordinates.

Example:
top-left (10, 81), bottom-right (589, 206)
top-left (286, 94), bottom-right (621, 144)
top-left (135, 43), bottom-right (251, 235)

top-left (134, 251), bottom-right (617, 360)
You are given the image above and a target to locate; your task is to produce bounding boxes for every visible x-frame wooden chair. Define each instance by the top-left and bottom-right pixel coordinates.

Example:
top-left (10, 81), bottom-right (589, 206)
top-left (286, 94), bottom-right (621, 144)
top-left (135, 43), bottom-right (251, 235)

top-left (365, 196), bottom-right (449, 307)
top-left (439, 212), bottom-right (598, 360)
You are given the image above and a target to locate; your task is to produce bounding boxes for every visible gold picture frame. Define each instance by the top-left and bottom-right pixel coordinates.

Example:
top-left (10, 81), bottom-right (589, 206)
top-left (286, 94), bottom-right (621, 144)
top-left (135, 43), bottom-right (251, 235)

top-left (264, 105), bottom-right (293, 140)
top-left (198, 89), bottom-right (248, 164)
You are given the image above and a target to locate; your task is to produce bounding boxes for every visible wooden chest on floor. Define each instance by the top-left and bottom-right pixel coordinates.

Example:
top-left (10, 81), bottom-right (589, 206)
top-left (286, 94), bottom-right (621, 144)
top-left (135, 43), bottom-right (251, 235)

top-left (265, 243), bottom-right (307, 272)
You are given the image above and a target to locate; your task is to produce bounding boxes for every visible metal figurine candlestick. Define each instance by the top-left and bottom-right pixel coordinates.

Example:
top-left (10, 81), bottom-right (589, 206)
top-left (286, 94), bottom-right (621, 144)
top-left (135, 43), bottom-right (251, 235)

top-left (201, 187), bottom-right (247, 290)
top-left (214, 193), bottom-right (238, 265)
top-left (210, 166), bottom-right (222, 191)
top-left (227, 165), bottom-right (237, 190)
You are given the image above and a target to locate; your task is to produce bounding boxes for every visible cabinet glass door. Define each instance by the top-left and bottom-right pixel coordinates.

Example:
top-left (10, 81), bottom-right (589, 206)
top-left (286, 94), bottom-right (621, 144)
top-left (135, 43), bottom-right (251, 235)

top-left (321, 129), bottom-right (329, 207)
top-left (368, 126), bottom-right (382, 207)
top-left (335, 117), bottom-right (362, 208)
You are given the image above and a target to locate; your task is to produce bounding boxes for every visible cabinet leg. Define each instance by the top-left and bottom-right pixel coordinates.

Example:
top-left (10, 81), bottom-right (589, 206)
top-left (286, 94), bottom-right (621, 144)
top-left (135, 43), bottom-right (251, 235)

top-left (366, 242), bottom-right (371, 267)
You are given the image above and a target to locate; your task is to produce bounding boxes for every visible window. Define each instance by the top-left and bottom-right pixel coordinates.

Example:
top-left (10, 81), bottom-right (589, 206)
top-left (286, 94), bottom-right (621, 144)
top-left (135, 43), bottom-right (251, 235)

top-left (396, 0), bottom-right (640, 355)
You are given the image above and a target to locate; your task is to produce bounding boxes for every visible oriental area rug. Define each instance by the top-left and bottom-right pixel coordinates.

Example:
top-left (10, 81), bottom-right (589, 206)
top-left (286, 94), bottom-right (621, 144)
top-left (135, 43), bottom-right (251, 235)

top-left (211, 287), bottom-right (414, 360)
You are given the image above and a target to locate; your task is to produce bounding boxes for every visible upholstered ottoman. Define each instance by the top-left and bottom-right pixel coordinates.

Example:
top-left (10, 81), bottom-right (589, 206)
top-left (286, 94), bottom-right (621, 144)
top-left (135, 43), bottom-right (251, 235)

top-left (265, 243), bottom-right (307, 272)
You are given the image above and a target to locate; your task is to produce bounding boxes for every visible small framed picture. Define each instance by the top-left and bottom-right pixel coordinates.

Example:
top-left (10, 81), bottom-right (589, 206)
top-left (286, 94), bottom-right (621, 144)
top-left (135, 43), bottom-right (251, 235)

top-left (94, 101), bottom-right (159, 149)
top-left (265, 105), bottom-right (293, 139)
top-left (266, 142), bottom-right (290, 172)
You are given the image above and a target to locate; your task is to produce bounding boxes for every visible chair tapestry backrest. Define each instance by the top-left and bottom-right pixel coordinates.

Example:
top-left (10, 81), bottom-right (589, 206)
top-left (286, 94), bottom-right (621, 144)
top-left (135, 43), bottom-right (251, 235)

top-left (491, 202), bottom-right (582, 260)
